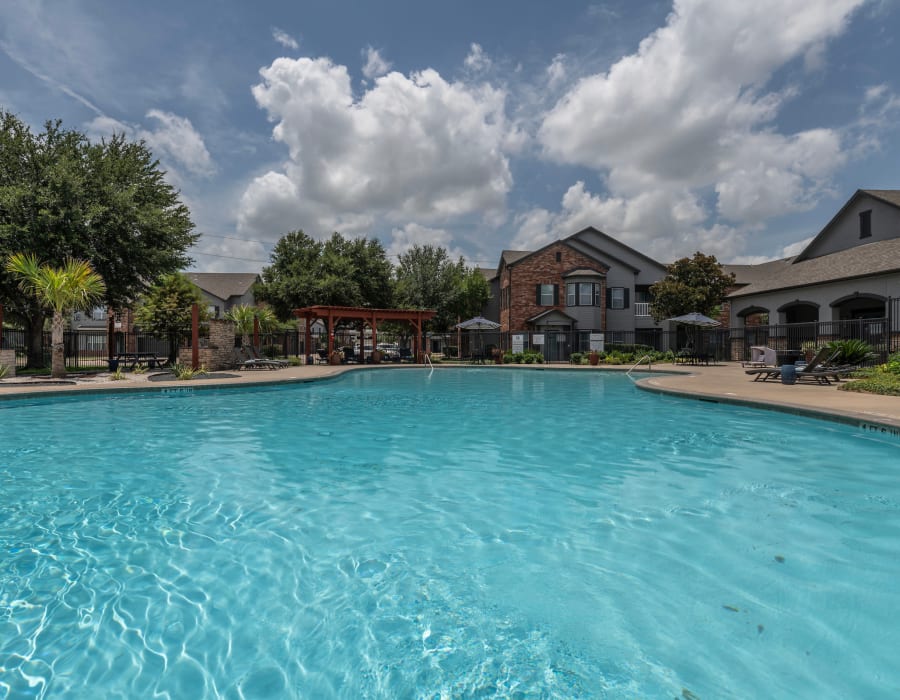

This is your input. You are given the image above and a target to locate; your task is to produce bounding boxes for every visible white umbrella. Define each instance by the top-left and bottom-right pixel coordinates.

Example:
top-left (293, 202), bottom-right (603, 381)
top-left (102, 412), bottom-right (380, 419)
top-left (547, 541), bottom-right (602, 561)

top-left (455, 316), bottom-right (501, 330)
top-left (455, 316), bottom-right (501, 358)
top-left (667, 312), bottom-right (721, 357)
top-left (666, 312), bottom-right (721, 327)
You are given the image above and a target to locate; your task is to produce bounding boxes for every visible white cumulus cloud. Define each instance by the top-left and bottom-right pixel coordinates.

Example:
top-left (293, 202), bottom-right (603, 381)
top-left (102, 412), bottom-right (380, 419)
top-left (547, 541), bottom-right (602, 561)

top-left (272, 28), bottom-right (299, 50)
top-left (85, 110), bottom-right (215, 179)
top-left (362, 46), bottom-right (392, 79)
top-left (386, 223), bottom-right (466, 261)
top-left (464, 43), bottom-right (492, 72)
top-left (534, 0), bottom-right (865, 259)
top-left (237, 56), bottom-right (519, 242)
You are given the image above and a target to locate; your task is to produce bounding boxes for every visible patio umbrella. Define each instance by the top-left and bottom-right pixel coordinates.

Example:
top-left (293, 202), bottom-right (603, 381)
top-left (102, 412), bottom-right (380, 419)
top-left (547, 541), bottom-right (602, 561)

top-left (667, 312), bottom-right (721, 355)
top-left (455, 316), bottom-right (501, 357)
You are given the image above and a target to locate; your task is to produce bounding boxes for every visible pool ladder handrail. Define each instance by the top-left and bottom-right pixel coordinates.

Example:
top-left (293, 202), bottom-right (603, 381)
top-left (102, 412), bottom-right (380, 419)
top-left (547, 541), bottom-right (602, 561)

top-left (424, 352), bottom-right (434, 375)
top-left (626, 354), bottom-right (652, 380)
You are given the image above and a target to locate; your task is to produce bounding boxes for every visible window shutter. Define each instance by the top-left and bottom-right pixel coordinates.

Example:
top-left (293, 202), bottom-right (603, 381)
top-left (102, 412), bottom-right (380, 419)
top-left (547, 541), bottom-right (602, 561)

top-left (536, 284), bottom-right (542, 305)
top-left (553, 285), bottom-right (559, 305)
top-left (623, 288), bottom-right (630, 308)
top-left (606, 289), bottom-right (612, 309)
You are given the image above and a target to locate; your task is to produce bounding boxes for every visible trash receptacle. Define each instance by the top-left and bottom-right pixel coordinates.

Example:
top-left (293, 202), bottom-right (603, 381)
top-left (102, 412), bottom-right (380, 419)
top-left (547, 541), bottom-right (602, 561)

top-left (780, 363), bottom-right (796, 385)
top-left (108, 358), bottom-right (119, 372)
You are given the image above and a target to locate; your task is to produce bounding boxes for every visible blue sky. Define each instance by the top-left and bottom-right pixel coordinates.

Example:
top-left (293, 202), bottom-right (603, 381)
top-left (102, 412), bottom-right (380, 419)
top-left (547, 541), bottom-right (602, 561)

top-left (1, 0), bottom-right (898, 273)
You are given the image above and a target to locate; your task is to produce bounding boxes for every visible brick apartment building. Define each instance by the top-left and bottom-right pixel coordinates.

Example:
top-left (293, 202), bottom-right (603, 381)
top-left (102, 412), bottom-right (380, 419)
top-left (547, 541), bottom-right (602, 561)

top-left (491, 226), bottom-right (669, 342)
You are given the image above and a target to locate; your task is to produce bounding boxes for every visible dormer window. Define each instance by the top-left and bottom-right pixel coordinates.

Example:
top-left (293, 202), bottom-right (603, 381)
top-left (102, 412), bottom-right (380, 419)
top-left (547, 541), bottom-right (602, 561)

top-left (859, 210), bottom-right (872, 239)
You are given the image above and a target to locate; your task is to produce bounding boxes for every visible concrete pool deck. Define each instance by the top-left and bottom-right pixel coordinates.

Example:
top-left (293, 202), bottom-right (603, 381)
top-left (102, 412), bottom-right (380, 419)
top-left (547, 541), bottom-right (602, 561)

top-left (1, 361), bottom-right (899, 432)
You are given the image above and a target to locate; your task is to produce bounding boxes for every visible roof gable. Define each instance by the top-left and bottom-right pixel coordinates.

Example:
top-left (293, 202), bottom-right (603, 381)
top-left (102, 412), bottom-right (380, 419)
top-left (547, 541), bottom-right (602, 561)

top-left (567, 226), bottom-right (667, 274)
top-left (794, 189), bottom-right (900, 262)
top-left (184, 272), bottom-right (259, 301)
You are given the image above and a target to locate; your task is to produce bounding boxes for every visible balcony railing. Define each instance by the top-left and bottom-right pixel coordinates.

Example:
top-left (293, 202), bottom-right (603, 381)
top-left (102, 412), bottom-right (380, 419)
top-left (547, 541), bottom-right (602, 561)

top-left (634, 302), bottom-right (651, 317)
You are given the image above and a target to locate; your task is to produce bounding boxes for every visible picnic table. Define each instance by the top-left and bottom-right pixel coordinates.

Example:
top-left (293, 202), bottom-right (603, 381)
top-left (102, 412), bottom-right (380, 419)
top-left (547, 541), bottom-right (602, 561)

top-left (115, 352), bottom-right (165, 369)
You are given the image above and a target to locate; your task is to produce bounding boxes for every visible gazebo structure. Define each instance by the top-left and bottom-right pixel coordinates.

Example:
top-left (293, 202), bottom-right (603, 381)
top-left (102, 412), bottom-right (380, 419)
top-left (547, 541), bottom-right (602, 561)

top-left (293, 305), bottom-right (437, 363)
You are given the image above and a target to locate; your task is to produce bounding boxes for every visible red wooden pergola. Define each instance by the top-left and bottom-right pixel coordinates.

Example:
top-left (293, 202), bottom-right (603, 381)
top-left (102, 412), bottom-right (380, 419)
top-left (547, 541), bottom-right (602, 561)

top-left (293, 305), bottom-right (437, 362)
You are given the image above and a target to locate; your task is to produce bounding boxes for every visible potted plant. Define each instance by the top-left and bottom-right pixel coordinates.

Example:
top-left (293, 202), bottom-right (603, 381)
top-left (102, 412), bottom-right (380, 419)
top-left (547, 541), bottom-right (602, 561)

top-left (801, 341), bottom-right (818, 363)
top-left (492, 348), bottom-right (502, 364)
top-left (589, 350), bottom-right (600, 366)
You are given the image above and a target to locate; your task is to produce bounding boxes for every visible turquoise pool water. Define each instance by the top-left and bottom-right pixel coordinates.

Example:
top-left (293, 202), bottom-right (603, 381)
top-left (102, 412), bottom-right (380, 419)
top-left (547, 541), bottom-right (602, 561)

top-left (1, 368), bottom-right (898, 698)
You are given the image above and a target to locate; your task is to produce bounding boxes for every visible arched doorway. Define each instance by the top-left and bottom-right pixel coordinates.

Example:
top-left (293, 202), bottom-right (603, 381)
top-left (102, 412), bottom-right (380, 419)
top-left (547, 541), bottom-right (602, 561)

top-left (830, 293), bottom-right (886, 321)
top-left (779, 301), bottom-right (818, 324)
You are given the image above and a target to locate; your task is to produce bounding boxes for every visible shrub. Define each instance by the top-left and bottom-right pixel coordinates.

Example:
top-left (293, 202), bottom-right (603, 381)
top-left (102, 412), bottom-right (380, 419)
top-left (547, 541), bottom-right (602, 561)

top-left (825, 339), bottom-right (876, 366)
top-left (569, 352), bottom-right (583, 365)
top-left (881, 350), bottom-right (900, 375)
top-left (171, 363), bottom-right (209, 380)
top-left (0, 363), bottom-right (8, 379)
top-left (110, 368), bottom-right (127, 381)
top-left (522, 348), bottom-right (544, 364)
top-left (839, 373), bottom-right (900, 396)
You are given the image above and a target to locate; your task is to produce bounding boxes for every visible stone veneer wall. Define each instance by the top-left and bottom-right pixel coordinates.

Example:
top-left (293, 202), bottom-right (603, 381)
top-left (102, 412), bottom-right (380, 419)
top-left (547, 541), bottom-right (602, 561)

top-left (177, 319), bottom-right (236, 371)
top-left (0, 348), bottom-right (15, 377)
top-left (503, 242), bottom-right (607, 331)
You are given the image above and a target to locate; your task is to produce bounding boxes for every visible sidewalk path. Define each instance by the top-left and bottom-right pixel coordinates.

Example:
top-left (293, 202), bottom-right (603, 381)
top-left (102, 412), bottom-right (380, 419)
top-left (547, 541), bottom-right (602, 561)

top-left (634, 362), bottom-right (900, 431)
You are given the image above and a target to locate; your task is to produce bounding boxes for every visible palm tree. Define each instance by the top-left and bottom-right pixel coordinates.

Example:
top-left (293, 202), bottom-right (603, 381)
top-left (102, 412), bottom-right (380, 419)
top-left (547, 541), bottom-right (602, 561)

top-left (225, 304), bottom-right (280, 349)
top-left (6, 253), bottom-right (106, 378)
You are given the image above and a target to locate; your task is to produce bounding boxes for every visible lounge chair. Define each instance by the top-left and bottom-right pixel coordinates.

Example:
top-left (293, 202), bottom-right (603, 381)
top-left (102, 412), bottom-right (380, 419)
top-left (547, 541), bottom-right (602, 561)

top-left (742, 346), bottom-right (776, 368)
top-left (796, 351), bottom-right (857, 384)
top-left (249, 345), bottom-right (288, 367)
top-left (744, 347), bottom-right (837, 383)
top-left (236, 346), bottom-right (284, 370)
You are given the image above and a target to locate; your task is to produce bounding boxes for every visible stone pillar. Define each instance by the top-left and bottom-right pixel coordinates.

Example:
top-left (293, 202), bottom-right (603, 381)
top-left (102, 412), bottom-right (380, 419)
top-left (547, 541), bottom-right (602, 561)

top-left (0, 349), bottom-right (15, 377)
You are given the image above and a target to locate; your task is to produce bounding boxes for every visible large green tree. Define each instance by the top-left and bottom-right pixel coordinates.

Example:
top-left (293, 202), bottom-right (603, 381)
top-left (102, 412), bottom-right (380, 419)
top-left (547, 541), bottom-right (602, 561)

top-left (133, 273), bottom-right (208, 365)
top-left (394, 244), bottom-right (488, 331)
top-left (0, 111), bottom-right (197, 367)
top-left (5, 253), bottom-right (106, 378)
top-left (255, 231), bottom-right (394, 318)
top-left (649, 252), bottom-right (736, 322)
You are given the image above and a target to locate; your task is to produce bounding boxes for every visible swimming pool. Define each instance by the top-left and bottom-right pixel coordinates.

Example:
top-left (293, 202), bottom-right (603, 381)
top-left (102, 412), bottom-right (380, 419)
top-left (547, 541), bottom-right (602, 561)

top-left (2, 368), bottom-right (898, 698)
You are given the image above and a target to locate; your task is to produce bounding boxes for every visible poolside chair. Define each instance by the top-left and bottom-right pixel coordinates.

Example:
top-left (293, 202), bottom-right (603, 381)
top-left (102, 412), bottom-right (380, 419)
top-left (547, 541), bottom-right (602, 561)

top-left (745, 348), bottom-right (838, 383)
top-left (796, 351), bottom-right (858, 384)
top-left (249, 344), bottom-right (289, 367)
top-left (742, 346), bottom-right (776, 368)
top-left (236, 346), bottom-right (284, 371)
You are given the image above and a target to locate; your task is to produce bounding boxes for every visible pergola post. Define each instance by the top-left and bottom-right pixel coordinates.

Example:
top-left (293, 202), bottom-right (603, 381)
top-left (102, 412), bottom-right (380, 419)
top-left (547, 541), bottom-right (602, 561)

top-left (191, 303), bottom-right (200, 370)
top-left (304, 312), bottom-right (312, 363)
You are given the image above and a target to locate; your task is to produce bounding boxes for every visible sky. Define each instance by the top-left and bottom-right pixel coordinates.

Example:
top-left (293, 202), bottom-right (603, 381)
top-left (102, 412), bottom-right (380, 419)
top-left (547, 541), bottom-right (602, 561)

top-left (1, 0), bottom-right (899, 274)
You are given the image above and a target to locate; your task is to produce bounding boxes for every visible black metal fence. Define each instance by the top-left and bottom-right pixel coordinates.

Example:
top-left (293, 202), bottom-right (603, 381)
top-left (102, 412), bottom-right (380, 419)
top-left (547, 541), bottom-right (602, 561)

top-left (2, 298), bottom-right (897, 369)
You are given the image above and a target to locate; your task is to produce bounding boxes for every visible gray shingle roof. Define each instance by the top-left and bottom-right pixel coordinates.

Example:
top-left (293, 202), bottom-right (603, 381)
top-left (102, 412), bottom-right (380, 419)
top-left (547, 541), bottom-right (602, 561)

top-left (862, 189), bottom-right (900, 208)
top-left (184, 272), bottom-right (259, 301)
top-left (722, 258), bottom-right (794, 286)
top-left (729, 238), bottom-right (900, 297)
top-left (500, 250), bottom-right (532, 266)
